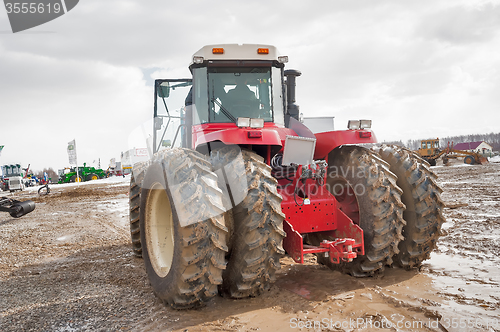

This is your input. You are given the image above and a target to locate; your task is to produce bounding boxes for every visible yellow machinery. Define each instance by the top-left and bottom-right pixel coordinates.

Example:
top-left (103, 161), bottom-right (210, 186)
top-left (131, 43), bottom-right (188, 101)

top-left (416, 138), bottom-right (488, 166)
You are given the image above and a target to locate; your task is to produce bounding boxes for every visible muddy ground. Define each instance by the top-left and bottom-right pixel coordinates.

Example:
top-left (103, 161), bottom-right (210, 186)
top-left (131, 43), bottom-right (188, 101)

top-left (1, 160), bottom-right (499, 332)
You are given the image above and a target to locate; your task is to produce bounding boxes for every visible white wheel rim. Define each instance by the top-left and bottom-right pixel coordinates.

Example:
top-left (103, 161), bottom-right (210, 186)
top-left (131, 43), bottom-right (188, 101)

top-left (145, 182), bottom-right (175, 278)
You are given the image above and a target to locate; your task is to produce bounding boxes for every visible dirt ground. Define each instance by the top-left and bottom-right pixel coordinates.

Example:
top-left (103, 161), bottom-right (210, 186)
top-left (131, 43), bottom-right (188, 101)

top-left (1, 160), bottom-right (499, 332)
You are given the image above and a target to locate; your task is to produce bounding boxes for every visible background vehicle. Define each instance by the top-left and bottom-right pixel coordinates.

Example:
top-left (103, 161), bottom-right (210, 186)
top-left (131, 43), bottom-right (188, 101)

top-left (130, 44), bottom-right (445, 309)
top-left (58, 163), bottom-right (106, 183)
top-left (1, 164), bottom-right (25, 192)
top-left (416, 138), bottom-right (488, 165)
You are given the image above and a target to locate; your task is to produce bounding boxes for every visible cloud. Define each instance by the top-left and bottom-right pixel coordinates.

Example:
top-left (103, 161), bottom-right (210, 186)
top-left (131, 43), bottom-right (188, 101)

top-left (415, 3), bottom-right (500, 44)
top-left (1, 0), bottom-right (500, 173)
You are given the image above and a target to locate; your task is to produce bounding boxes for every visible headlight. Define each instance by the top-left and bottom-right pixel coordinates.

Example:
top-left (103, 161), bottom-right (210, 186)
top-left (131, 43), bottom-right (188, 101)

top-left (360, 119), bottom-right (372, 129)
top-left (192, 56), bottom-right (204, 64)
top-left (237, 117), bottom-right (251, 127)
top-left (237, 117), bottom-right (264, 128)
top-left (278, 56), bottom-right (289, 63)
top-left (250, 118), bottom-right (264, 128)
top-left (347, 120), bottom-right (360, 130)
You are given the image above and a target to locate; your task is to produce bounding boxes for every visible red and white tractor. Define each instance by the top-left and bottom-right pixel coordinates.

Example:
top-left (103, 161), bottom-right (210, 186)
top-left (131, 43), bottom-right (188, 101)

top-left (129, 44), bottom-right (445, 309)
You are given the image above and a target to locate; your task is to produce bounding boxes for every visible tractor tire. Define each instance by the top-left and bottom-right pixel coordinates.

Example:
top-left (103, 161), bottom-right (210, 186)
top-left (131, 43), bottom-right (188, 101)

top-left (86, 173), bottom-right (99, 181)
top-left (70, 175), bottom-right (82, 183)
top-left (464, 155), bottom-right (475, 165)
top-left (210, 146), bottom-right (286, 298)
top-left (140, 148), bottom-right (228, 309)
top-left (129, 163), bottom-right (148, 258)
top-left (375, 145), bottom-right (446, 269)
top-left (314, 146), bottom-right (406, 277)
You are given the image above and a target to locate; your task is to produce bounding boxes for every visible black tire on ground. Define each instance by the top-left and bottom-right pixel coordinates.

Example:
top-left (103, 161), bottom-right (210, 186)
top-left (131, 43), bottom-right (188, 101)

top-left (210, 147), bottom-right (286, 298)
top-left (464, 155), bottom-right (475, 165)
top-left (129, 165), bottom-right (147, 257)
top-left (140, 148), bottom-right (228, 309)
top-left (375, 145), bottom-right (446, 269)
top-left (86, 173), bottom-right (98, 181)
top-left (38, 185), bottom-right (50, 196)
top-left (312, 146), bottom-right (406, 277)
top-left (428, 159), bottom-right (437, 166)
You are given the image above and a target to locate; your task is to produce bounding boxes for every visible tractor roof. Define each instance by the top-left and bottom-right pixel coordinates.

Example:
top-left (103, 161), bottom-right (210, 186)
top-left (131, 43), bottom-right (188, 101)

top-left (191, 44), bottom-right (284, 64)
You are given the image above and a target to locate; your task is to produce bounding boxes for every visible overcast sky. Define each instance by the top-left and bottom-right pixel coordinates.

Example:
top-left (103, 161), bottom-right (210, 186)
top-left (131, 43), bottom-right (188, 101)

top-left (1, 0), bottom-right (499, 174)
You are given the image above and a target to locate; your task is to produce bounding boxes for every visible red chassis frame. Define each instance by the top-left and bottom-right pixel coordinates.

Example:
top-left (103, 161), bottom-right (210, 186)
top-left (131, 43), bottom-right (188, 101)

top-left (192, 122), bottom-right (377, 265)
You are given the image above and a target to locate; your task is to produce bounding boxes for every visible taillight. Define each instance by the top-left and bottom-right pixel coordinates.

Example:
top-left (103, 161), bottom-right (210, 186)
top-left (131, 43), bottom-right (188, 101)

top-left (359, 131), bottom-right (372, 138)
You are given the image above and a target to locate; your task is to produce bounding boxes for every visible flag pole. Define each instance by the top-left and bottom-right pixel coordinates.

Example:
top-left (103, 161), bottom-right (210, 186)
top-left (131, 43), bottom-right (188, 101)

top-left (76, 148), bottom-right (79, 185)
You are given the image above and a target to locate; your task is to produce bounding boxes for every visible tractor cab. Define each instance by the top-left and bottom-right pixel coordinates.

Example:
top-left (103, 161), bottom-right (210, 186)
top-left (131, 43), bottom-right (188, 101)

top-left (417, 138), bottom-right (440, 158)
top-left (152, 45), bottom-right (295, 158)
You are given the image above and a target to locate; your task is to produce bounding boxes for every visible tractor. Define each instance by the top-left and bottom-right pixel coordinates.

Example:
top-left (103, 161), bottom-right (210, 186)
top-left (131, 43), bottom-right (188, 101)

top-left (129, 44), bottom-right (445, 309)
top-left (58, 163), bottom-right (106, 183)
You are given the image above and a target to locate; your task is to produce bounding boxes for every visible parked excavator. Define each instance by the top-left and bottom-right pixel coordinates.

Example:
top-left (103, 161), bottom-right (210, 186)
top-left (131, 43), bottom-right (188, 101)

top-left (129, 44), bottom-right (445, 309)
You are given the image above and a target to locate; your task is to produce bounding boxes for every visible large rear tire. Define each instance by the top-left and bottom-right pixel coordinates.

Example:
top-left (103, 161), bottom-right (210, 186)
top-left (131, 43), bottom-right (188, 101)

top-left (140, 148), bottom-right (228, 309)
top-left (315, 146), bottom-right (406, 277)
top-left (374, 145), bottom-right (446, 268)
top-left (129, 163), bottom-right (148, 258)
top-left (211, 147), bottom-right (286, 298)
top-left (86, 173), bottom-right (99, 181)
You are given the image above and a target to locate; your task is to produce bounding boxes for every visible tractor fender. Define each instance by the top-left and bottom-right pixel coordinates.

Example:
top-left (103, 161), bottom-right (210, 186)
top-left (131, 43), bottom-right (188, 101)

top-left (314, 130), bottom-right (378, 160)
top-left (194, 126), bottom-right (288, 148)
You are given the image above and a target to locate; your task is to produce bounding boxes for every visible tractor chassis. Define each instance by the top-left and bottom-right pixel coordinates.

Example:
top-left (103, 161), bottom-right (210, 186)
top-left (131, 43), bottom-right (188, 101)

top-left (277, 163), bottom-right (364, 264)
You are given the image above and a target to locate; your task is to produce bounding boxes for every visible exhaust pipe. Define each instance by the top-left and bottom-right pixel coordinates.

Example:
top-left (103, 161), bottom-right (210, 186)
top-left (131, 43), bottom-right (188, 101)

top-left (285, 69), bottom-right (301, 122)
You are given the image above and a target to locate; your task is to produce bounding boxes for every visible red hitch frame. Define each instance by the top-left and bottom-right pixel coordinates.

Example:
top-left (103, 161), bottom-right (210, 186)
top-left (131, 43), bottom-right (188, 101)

top-left (279, 164), bottom-right (364, 264)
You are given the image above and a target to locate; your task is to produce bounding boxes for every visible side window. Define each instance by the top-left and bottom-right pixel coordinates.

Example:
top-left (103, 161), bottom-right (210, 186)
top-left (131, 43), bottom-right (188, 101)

top-left (193, 67), bottom-right (208, 124)
top-left (272, 67), bottom-right (284, 126)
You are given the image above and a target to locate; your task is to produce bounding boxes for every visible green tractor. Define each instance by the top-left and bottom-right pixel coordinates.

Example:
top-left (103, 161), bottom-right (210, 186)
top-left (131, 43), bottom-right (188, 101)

top-left (58, 163), bottom-right (107, 183)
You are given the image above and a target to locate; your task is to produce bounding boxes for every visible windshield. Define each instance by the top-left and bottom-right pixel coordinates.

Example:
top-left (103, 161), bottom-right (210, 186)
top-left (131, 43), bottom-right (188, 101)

top-left (208, 67), bottom-right (273, 123)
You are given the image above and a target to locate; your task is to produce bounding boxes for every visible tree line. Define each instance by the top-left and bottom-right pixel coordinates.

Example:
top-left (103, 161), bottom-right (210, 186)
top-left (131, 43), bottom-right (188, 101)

top-left (383, 132), bottom-right (500, 151)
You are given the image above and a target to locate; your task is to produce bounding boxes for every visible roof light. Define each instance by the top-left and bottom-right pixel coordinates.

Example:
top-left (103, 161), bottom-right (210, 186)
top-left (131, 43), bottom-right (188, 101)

top-left (278, 56), bottom-right (289, 63)
top-left (237, 117), bottom-right (250, 127)
top-left (360, 119), bottom-right (372, 129)
top-left (250, 118), bottom-right (264, 128)
top-left (257, 48), bottom-right (269, 54)
top-left (193, 56), bottom-right (204, 64)
top-left (347, 120), bottom-right (360, 130)
top-left (212, 48), bottom-right (224, 54)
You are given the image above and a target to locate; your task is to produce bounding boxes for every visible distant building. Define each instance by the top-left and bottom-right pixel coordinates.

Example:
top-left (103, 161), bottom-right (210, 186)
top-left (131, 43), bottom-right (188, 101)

top-left (453, 141), bottom-right (492, 155)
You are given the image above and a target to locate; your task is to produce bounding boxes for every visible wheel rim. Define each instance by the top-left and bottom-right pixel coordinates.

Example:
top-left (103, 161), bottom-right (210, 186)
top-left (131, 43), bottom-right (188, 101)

top-left (145, 182), bottom-right (174, 278)
top-left (329, 177), bottom-right (360, 225)
top-left (91, 175), bottom-right (98, 180)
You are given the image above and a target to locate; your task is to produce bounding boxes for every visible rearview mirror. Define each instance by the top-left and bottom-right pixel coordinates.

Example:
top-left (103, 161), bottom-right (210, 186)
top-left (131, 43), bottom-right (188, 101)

top-left (157, 82), bottom-right (170, 98)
